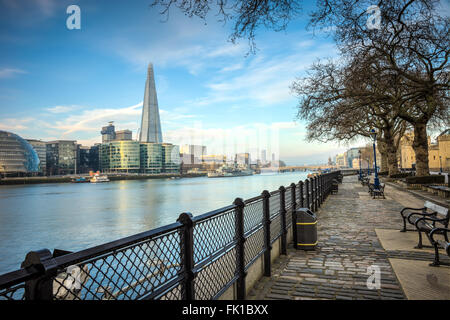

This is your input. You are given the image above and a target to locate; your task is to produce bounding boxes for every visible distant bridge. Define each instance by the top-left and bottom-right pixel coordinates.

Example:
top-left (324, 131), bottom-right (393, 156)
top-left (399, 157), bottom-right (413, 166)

top-left (261, 165), bottom-right (337, 173)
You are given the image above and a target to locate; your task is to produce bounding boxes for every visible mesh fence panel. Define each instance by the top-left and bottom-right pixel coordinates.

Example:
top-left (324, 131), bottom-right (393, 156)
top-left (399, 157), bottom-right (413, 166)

top-left (194, 247), bottom-right (236, 300)
top-left (269, 192), bottom-right (280, 218)
top-left (52, 229), bottom-right (181, 300)
top-left (0, 283), bottom-right (25, 301)
top-left (270, 214), bottom-right (282, 243)
top-left (243, 199), bottom-right (263, 234)
top-left (285, 187), bottom-right (292, 210)
top-left (193, 209), bottom-right (236, 265)
top-left (244, 227), bottom-right (264, 267)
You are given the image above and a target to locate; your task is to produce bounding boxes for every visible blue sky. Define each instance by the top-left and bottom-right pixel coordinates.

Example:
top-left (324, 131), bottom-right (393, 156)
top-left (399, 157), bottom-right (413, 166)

top-left (0, 0), bottom-right (359, 165)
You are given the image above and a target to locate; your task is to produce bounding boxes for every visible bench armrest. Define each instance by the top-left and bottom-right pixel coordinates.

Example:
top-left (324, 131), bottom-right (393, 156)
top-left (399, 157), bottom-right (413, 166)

top-left (429, 227), bottom-right (450, 243)
top-left (406, 211), bottom-right (436, 223)
top-left (414, 216), bottom-right (448, 229)
top-left (401, 207), bottom-right (425, 215)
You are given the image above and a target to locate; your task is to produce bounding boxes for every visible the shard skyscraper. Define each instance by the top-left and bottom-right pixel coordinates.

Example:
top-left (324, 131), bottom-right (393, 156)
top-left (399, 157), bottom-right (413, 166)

top-left (139, 63), bottom-right (163, 143)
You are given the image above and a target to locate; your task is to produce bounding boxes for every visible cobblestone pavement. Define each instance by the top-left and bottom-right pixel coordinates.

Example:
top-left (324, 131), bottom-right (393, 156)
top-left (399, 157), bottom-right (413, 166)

top-left (248, 175), bottom-right (447, 300)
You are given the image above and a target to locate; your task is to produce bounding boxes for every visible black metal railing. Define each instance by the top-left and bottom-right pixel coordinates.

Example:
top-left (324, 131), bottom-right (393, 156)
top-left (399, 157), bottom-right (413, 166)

top-left (0, 171), bottom-right (341, 300)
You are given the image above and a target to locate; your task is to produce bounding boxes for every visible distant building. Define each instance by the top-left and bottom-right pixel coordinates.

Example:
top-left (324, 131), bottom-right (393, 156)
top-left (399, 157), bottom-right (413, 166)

top-left (115, 130), bottom-right (132, 141)
top-left (78, 145), bottom-right (100, 173)
top-left (0, 130), bottom-right (40, 176)
top-left (139, 63), bottom-right (163, 143)
top-left (101, 122), bottom-right (116, 143)
top-left (235, 153), bottom-right (251, 166)
top-left (180, 144), bottom-right (207, 164)
top-left (162, 143), bottom-right (180, 173)
top-left (140, 143), bottom-right (163, 174)
top-left (335, 153), bottom-right (347, 168)
top-left (201, 155), bottom-right (227, 164)
top-left (27, 139), bottom-right (47, 174)
top-left (400, 129), bottom-right (450, 170)
top-left (46, 140), bottom-right (78, 175)
top-left (261, 149), bottom-right (267, 164)
top-left (100, 140), bottom-right (140, 173)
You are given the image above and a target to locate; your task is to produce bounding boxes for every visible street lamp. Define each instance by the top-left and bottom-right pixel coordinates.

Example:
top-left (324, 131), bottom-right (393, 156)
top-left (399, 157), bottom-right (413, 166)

top-left (370, 129), bottom-right (380, 188)
top-left (358, 149), bottom-right (362, 180)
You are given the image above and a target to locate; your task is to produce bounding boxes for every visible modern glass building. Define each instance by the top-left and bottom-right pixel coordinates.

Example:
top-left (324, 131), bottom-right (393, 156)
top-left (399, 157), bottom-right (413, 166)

top-left (140, 143), bottom-right (163, 173)
top-left (46, 140), bottom-right (78, 175)
top-left (100, 140), bottom-right (140, 173)
top-left (0, 130), bottom-right (40, 176)
top-left (162, 143), bottom-right (181, 173)
top-left (27, 139), bottom-right (47, 174)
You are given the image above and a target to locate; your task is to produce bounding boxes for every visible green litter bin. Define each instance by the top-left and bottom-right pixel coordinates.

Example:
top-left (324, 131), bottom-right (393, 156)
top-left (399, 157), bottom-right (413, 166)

top-left (294, 208), bottom-right (317, 250)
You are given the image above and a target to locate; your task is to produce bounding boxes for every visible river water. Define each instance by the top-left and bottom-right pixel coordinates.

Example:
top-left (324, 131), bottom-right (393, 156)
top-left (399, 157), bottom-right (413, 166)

top-left (0, 171), bottom-right (309, 274)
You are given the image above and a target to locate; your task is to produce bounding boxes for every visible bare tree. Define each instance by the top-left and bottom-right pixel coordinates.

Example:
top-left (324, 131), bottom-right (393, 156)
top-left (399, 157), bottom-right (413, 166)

top-left (292, 56), bottom-right (410, 176)
top-left (151, 0), bottom-right (302, 52)
top-left (309, 0), bottom-right (450, 175)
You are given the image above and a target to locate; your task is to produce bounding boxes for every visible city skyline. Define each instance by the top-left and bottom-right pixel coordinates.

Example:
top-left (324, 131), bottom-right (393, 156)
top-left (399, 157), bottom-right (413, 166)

top-left (0, 0), bottom-right (368, 165)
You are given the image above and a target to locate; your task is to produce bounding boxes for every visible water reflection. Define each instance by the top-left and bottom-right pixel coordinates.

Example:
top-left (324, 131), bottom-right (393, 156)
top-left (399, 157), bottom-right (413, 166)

top-left (0, 172), bottom-right (308, 273)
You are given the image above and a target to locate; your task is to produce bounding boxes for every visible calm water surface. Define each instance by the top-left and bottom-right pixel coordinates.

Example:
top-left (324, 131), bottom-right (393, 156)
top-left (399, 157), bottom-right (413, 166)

top-left (0, 171), bottom-right (308, 273)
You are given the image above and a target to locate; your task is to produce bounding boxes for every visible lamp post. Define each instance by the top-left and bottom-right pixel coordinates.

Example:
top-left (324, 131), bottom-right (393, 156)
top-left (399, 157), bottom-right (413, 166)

top-left (370, 129), bottom-right (380, 188)
top-left (358, 149), bottom-right (362, 180)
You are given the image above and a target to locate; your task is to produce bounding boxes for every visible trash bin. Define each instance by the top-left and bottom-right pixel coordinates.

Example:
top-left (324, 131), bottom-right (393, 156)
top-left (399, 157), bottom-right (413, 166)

top-left (294, 208), bottom-right (317, 250)
top-left (331, 179), bottom-right (339, 194)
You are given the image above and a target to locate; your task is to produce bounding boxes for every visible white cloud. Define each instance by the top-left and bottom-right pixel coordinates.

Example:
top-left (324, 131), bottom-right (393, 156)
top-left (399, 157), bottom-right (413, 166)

top-left (45, 105), bottom-right (78, 114)
top-left (0, 68), bottom-right (27, 78)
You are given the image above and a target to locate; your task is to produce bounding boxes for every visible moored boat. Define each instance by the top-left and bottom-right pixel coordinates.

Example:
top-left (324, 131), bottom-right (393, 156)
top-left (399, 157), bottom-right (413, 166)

top-left (90, 174), bottom-right (110, 183)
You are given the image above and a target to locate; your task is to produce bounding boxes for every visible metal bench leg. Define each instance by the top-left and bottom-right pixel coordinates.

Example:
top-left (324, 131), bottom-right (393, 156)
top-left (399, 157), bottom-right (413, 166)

top-left (415, 230), bottom-right (423, 249)
top-left (430, 243), bottom-right (441, 266)
top-left (400, 214), bottom-right (407, 232)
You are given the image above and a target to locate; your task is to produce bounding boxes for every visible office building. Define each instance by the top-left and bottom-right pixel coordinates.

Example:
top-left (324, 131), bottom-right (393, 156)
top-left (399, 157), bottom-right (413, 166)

top-left (115, 130), bottom-right (132, 141)
top-left (101, 122), bottom-right (116, 143)
top-left (46, 140), bottom-right (78, 175)
top-left (99, 140), bottom-right (140, 173)
top-left (140, 143), bottom-right (163, 173)
top-left (139, 63), bottom-right (162, 143)
top-left (27, 139), bottom-right (47, 174)
top-left (0, 130), bottom-right (40, 176)
top-left (161, 143), bottom-right (180, 173)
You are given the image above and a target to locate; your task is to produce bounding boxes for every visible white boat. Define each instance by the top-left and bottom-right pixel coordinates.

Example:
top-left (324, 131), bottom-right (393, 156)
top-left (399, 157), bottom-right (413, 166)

top-left (90, 174), bottom-right (110, 183)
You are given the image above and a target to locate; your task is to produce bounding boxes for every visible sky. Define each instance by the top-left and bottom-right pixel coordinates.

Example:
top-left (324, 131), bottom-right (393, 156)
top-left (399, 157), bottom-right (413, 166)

top-left (0, 0), bottom-right (370, 165)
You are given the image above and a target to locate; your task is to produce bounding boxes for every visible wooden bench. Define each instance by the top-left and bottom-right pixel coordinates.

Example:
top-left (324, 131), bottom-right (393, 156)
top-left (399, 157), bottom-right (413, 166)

top-left (400, 201), bottom-right (448, 233)
top-left (429, 227), bottom-right (450, 266)
top-left (428, 185), bottom-right (450, 198)
top-left (361, 176), bottom-right (370, 186)
top-left (368, 183), bottom-right (385, 199)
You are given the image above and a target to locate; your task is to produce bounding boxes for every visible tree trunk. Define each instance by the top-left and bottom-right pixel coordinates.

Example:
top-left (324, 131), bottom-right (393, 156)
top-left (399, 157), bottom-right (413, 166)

top-left (383, 130), bottom-right (400, 176)
top-left (412, 122), bottom-right (430, 176)
top-left (377, 141), bottom-right (389, 173)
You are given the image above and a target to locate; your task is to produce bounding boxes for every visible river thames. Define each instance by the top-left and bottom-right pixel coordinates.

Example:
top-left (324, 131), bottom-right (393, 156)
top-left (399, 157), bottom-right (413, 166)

top-left (0, 171), bottom-right (309, 274)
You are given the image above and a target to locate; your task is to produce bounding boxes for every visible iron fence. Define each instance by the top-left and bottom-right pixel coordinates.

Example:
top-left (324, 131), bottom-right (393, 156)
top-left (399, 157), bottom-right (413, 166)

top-left (0, 171), bottom-right (341, 300)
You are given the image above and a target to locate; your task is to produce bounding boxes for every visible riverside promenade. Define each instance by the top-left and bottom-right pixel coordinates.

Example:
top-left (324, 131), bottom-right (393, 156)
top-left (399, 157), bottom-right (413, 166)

top-left (248, 175), bottom-right (450, 300)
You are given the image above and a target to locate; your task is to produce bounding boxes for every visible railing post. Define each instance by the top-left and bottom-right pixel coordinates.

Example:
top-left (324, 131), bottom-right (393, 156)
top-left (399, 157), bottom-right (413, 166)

top-left (177, 212), bottom-right (195, 300)
top-left (262, 190), bottom-right (271, 277)
top-left (312, 177), bottom-right (317, 212)
top-left (233, 198), bottom-right (246, 300)
top-left (299, 181), bottom-right (304, 208)
top-left (21, 249), bottom-right (57, 300)
top-left (290, 183), bottom-right (297, 212)
top-left (320, 175), bottom-right (324, 205)
top-left (279, 186), bottom-right (287, 255)
top-left (305, 179), bottom-right (310, 210)
top-left (315, 176), bottom-right (320, 208)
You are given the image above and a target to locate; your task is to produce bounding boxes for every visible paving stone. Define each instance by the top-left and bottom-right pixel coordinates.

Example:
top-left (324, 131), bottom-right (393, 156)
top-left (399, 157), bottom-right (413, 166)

top-left (251, 176), bottom-right (419, 300)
